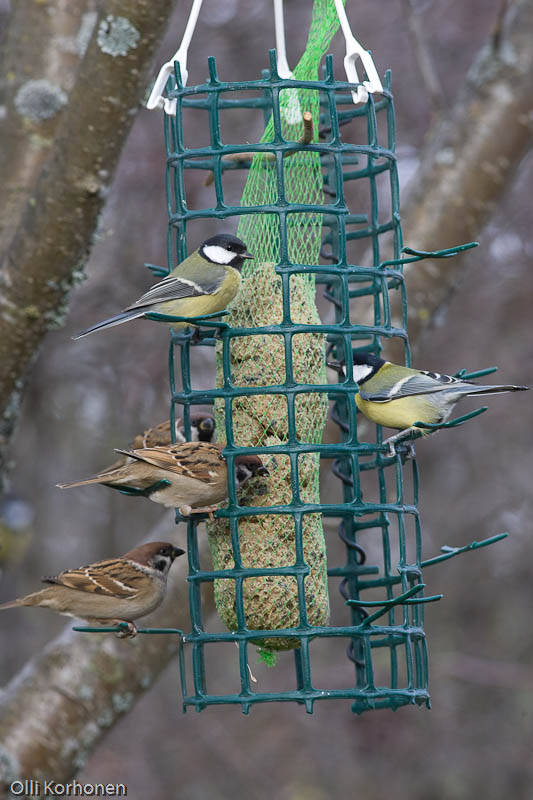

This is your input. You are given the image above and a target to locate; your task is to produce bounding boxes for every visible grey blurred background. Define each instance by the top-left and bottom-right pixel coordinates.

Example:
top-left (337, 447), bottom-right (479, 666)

top-left (1, 0), bottom-right (532, 797)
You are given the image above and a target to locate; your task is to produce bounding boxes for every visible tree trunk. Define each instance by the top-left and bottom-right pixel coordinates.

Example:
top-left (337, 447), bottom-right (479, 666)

top-left (0, 0), bottom-right (177, 484)
top-left (393, 0), bottom-right (533, 356)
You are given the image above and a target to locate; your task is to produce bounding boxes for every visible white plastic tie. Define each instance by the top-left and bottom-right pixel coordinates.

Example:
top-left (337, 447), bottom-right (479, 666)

top-left (147, 0), bottom-right (383, 117)
top-left (333, 0), bottom-right (383, 104)
top-left (146, 0), bottom-right (204, 116)
top-left (273, 0), bottom-right (302, 124)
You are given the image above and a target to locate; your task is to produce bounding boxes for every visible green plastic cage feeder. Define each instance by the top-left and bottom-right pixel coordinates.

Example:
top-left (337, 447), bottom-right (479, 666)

top-left (73, 2), bottom-right (507, 716)
top-left (73, 12), bottom-right (508, 712)
top-left (159, 42), bottom-right (444, 714)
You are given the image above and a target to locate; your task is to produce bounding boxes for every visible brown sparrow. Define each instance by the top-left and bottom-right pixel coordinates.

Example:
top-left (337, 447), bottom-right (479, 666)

top-left (57, 442), bottom-right (269, 516)
top-left (102, 411), bottom-right (216, 472)
top-left (136, 411), bottom-right (215, 447)
top-left (0, 542), bottom-right (184, 637)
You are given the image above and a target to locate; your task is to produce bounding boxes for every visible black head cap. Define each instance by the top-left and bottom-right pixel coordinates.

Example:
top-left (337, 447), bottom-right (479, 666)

top-left (200, 234), bottom-right (254, 269)
top-left (352, 351), bottom-right (385, 369)
top-left (327, 349), bottom-right (385, 381)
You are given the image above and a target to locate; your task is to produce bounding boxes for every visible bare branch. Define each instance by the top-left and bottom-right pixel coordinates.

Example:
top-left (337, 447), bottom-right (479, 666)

top-left (0, 0), bottom-right (177, 484)
top-left (0, 0), bottom-right (92, 257)
top-left (491, 0), bottom-right (513, 52)
top-left (404, 0), bottom-right (445, 113)
top-left (379, 0), bottom-right (533, 359)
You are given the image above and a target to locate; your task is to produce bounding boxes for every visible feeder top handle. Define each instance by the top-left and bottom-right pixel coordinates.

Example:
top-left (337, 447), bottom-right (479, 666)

top-left (147, 0), bottom-right (383, 116)
top-left (333, 0), bottom-right (383, 104)
top-left (146, 0), bottom-right (204, 115)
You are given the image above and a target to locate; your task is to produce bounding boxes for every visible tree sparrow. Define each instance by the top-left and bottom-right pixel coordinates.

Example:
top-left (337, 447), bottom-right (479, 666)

top-left (103, 411), bottom-right (215, 472)
top-left (0, 542), bottom-right (184, 637)
top-left (135, 411), bottom-right (215, 448)
top-left (57, 442), bottom-right (269, 516)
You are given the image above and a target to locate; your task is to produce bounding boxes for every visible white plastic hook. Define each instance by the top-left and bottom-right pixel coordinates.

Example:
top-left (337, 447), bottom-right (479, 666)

top-left (273, 0), bottom-right (302, 124)
top-left (273, 0), bottom-right (292, 80)
top-left (333, 0), bottom-right (383, 104)
top-left (146, 0), bottom-right (204, 116)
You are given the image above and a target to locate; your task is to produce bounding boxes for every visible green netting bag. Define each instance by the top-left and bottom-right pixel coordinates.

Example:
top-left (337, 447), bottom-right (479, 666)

top-left (208, 0), bottom-right (345, 657)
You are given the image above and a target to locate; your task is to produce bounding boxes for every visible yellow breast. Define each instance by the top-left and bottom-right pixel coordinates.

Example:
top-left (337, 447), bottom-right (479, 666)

top-left (157, 268), bottom-right (241, 330)
top-left (355, 393), bottom-right (443, 430)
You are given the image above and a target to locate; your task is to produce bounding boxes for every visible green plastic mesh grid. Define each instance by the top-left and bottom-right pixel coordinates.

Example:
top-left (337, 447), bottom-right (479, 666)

top-left (69, 0), bottom-right (509, 713)
top-left (73, 10), bottom-right (508, 712)
top-left (157, 23), bottom-right (443, 712)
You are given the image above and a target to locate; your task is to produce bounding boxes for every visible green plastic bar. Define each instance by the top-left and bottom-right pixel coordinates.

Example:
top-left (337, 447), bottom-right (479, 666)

top-left (110, 479), bottom-right (171, 498)
top-left (73, 624), bottom-right (184, 635)
top-left (413, 406), bottom-right (488, 431)
top-left (358, 534), bottom-right (508, 590)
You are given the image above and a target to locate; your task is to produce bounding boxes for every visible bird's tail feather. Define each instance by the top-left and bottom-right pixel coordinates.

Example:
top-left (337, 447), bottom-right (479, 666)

top-left (0, 599), bottom-right (22, 611)
top-left (465, 384), bottom-right (529, 396)
top-left (114, 448), bottom-right (141, 462)
top-left (57, 473), bottom-right (116, 489)
top-left (72, 309), bottom-right (145, 340)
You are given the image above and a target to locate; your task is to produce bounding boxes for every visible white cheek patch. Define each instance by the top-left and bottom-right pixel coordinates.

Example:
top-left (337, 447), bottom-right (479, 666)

top-left (203, 245), bottom-right (235, 264)
top-left (353, 363), bottom-right (373, 384)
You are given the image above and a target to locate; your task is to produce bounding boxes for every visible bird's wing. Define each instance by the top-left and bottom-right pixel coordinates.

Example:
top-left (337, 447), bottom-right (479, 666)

top-left (124, 267), bottom-right (226, 311)
top-left (361, 369), bottom-right (467, 402)
top-left (115, 442), bottom-right (224, 484)
top-left (42, 559), bottom-right (145, 598)
top-left (140, 420), bottom-right (173, 449)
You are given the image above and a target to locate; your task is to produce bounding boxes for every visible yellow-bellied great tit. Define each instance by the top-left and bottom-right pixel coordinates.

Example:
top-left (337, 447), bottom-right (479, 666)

top-left (73, 234), bottom-right (253, 339)
top-left (328, 350), bottom-right (529, 453)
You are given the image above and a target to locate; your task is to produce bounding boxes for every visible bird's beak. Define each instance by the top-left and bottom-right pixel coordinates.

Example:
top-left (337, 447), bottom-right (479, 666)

top-left (242, 251), bottom-right (254, 259)
top-left (172, 547), bottom-right (186, 559)
top-left (256, 465), bottom-right (270, 477)
top-left (326, 360), bottom-right (345, 375)
top-left (200, 417), bottom-right (215, 433)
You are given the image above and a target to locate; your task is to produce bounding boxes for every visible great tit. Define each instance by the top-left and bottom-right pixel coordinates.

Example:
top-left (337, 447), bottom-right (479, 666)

top-left (328, 350), bottom-right (529, 453)
top-left (73, 234), bottom-right (253, 339)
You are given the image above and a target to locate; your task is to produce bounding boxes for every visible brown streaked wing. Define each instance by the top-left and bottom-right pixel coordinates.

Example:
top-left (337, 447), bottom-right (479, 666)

top-left (142, 420), bottom-right (172, 448)
top-left (124, 442), bottom-right (225, 483)
top-left (42, 559), bottom-right (144, 598)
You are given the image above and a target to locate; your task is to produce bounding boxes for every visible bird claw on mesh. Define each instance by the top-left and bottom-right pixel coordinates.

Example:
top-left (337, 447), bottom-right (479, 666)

top-left (192, 505), bottom-right (218, 521)
top-left (190, 327), bottom-right (203, 344)
top-left (114, 621), bottom-right (137, 639)
top-left (386, 441), bottom-right (398, 458)
top-left (383, 428), bottom-right (414, 458)
top-left (180, 504), bottom-right (218, 521)
top-left (403, 443), bottom-right (416, 460)
top-left (190, 325), bottom-right (224, 343)
top-left (392, 441), bottom-right (416, 461)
